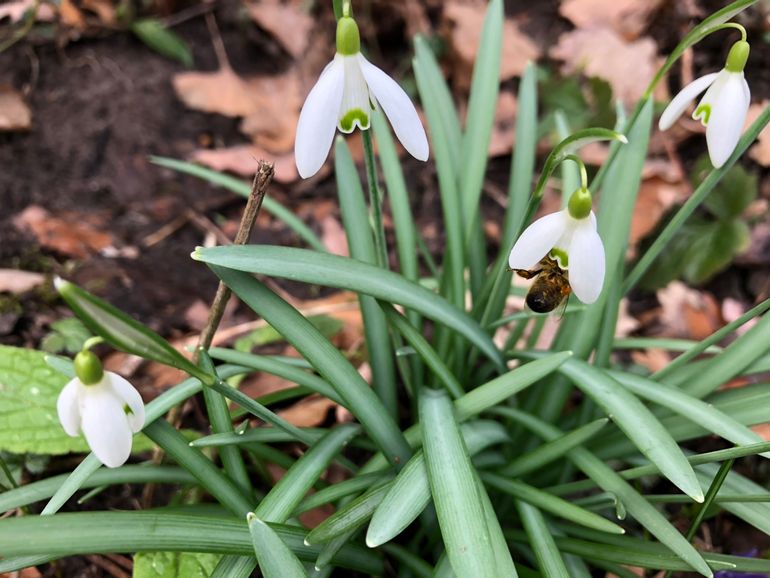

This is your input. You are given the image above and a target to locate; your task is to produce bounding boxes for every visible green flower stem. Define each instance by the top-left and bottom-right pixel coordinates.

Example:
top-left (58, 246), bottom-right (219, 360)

top-left (563, 155), bottom-right (588, 191)
top-left (362, 130), bottom-right (389, 270)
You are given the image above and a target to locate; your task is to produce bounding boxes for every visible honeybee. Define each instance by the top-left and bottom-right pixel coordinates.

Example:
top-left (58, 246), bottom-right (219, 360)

top-left (513, 255), bottom-right (572, 314)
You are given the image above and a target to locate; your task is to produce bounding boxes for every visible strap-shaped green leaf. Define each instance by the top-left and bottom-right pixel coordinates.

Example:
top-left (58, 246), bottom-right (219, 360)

top-left (420, 388), bottom-right (497, 577)
top-left (195, 245), bottom-right (503, 369)
top-left (247, 514), bottom-right (307, 578)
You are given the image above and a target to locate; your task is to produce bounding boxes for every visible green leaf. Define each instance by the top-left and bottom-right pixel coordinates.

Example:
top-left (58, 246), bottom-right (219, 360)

top-left (0, 346), bottom-right (155, 455)
top-left (133, 551), bottom-right (222, 578)
top-left (515, 500), bottom-right (571, 578)
top-left (420, 388), bottom-right (497, 577)
top-left (413, 36), bottom-right (465, 311)
top-left (484, 473), bottom-right (625, 535)
top-left (366, 420), bottom-right (508, 547)
top-left (149, 157), bottom-right (326, 253)
top-left (693, 155), bottom-right (758, 219)
top-left (131, 19), bottom-right (193, 67)
top-left (335, 137), bottom-right (397, 417)
top-left (55, 280), bottom-right (207, 382)
top-left (0, 346), bottom-right (83, 454)
top-left (460, 0), bottom-right (502, 235)
top-left (0, 512), bottom-right (382, 575)
top-left (204, 267), bottom-right (412, 466)
top-left (496, 407), bottom-right (713, 577)
top-left (40, 318), bottom-right (91, 354)
top-left (551, 358), bottom-right (703, 502)
top-left (247, 514), bottom-right (307, 578)
top-left (194, 245), bottom-right (503, 370)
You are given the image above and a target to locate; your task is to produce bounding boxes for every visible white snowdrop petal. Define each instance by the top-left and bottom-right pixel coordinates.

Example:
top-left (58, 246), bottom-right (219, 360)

top-left (107, 372), bottom-right (146, 433)
top-left (568, 219), bottom-right (605, 304)
top-left (80, 387), bottom-right (133, 468)
top-left (692, 70), bottom-right (729, 126)
top-left (508, 210), bottom-right (569, 270)
top-left (295, 57), bottom-right (345, 179)
top-left (357, 54), bottom-right (429, 161)
top-left (57, 379), bottom-right (82, 437)
top-left (658, 72), bottom-right (719, 130)
top-left (706, 72), bottom-right (750, 168)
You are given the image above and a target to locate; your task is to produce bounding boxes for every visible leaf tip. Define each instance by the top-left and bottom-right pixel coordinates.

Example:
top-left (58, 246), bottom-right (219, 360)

top-left (190, 247), bottom-right (204, 261)
top-left (246, 511), bottom-right (256, 523)
top-left (617, 134), bottom-right (629, 144)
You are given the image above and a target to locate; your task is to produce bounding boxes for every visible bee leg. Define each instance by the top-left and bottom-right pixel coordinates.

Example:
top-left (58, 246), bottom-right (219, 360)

top-left (513, 268), bottom-right (541, 280)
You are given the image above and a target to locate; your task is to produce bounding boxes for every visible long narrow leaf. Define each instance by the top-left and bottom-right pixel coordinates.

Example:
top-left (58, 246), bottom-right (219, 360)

top-left (247, 514), bottom-right (308, 578)
top-left (421, 388), bottom-right (497, 577)
top-left (194, 245), bottom-right (503, 369)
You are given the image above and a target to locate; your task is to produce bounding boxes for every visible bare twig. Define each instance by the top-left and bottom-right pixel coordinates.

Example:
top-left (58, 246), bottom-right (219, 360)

top-left (142, 161), bottom-right (274, 508)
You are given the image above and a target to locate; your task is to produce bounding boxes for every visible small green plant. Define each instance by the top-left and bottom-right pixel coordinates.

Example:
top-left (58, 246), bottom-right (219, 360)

top-left (1, 1), bottom-right (770, 577)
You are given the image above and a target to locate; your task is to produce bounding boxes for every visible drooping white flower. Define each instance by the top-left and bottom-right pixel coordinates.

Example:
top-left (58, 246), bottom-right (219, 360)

top-left (294, 15), bottom-right (429, 179)
top-left (57, 351), bottom-right (145, 468)
top-left (659, 40), bottom-right (751, 168)
top-left (508, 197), bottom-right (605, 304)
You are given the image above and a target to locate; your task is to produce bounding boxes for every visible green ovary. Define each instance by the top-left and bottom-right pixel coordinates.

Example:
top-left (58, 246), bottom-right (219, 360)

top-left (339, 108), bottom-right (370, 132)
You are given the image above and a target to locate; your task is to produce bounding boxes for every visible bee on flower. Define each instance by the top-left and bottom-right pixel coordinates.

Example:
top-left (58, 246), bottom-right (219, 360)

top-left (509, 187), bottom-right (605, 311)
top-left (57, 349), bottom-right (145, 468)
top-left (294, 8), bottom-right (429, 178)
top-left (659, 37), bottom-right (751, 169)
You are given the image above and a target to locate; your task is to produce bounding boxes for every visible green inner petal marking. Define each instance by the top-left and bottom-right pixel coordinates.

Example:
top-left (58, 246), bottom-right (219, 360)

top-left (549, 248), bottom-right (569, 268)
top-left (694, 103), bottom-right (711, 126)
top-left (339, 108), bottom-right (370, 133)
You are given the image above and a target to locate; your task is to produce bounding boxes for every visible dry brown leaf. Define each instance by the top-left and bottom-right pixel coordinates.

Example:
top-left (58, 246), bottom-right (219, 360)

top-left (0, 567), bottom-right (42, 578)
top-left (657, 282), bottom-right (722, 340)
top-left (550, 28), bottom-right (661, 104)
top-left (59, 0), bottom-right (85, 28)
top-left (191, 145), bottom-right (299, 184)
top-left (320, 214), bottom-right (348, 257)
top-left (174, 68), bottom-right (262, 118)
top-left (444, 2), bottom-right (540, 90)
top-left (13, 206), bottom-right (114, 258)
top-left (247, 0), bottom-right (313, 59)
top-left (81, 0), bottom-right (116, 26)
top-left (278, 395), bottom-right (337, 427)
top-left (488, 91), bottom-right (517, 157)
top-left (0, 0), bottom-right (54, 23)
top-left (0, 269), bottom-right (45, 294)
top-left (627, 176), bottom-right (689, 254)
top-left (631, 348), bottom-right (670, 373)
top-left (745, 100), bottom-right (770, 166)
top-left (560, 0), bottom-right (664, 40)
top-left (0, 86), bottom-right (31, 132)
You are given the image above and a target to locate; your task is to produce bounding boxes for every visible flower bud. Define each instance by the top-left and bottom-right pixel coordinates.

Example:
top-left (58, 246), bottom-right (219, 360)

top-left (74, 350), bottom-right (103, 385)
top-left (336, 16), bottom-right (360, 56)
top-left (567, 187), bottom-right (593, 220)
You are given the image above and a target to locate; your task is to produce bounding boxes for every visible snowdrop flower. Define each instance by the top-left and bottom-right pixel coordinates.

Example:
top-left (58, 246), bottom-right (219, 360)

top-left (294, 13), bottom-right (429, 178)
top-left (659, 40), bottom-right (751, 168)
top-left (57, 350), bottom-right (145, 468)
top-left (508, 188), bottom-right (605, 304)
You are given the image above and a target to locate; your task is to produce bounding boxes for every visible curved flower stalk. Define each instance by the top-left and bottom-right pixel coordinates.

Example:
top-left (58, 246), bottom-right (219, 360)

top-left (508, 187), bottom-right (605, 305)
top-left (659, 38), bottom-right (751, 168)
top-left (294, 12), bottom-right (429, 178)
top-left (57, 350), bottom-right (145, 468)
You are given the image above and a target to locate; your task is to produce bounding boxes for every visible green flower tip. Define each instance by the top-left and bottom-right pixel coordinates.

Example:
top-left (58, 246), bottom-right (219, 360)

top-left (567, 187), bottom-right (593, 220)
top-left (336, 16), bottom-right (360, 56)
top-left (725, 40), bottom-right (750, 73)
top-left (74, 349), bottom-right (104, 386)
